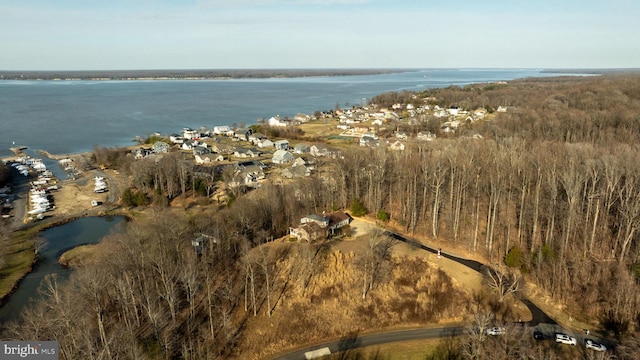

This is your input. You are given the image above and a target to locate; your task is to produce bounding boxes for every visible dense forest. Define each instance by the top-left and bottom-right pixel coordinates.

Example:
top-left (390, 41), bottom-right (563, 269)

top-left (3, 74), bottom-right (640, 359)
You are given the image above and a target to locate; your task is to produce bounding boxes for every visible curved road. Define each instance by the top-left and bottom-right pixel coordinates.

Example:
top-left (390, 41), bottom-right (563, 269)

top-left (384, 231), bottom-right (556, 326)
top-left (273, 230), bottom-right (559, 360)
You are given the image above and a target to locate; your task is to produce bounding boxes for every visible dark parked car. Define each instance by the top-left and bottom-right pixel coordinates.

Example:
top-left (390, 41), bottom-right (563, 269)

top-left (533, 330), bottom-right (547, 340)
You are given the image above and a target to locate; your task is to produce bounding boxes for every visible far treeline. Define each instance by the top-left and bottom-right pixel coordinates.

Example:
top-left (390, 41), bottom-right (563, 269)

top-left (3, 73), bottom-right (640, 359)
top-left (0, 68), bottom-right (408, 81)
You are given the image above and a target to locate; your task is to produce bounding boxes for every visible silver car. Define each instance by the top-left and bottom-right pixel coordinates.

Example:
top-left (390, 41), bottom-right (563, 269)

top-left (486, 327), bottom-right (506, 336)
top-left (585, 339), bottom-right (607, 352)
top-left (555, 333), bottom-right (577, 345)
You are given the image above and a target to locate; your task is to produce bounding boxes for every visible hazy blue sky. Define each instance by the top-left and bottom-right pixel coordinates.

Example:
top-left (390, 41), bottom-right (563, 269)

top-left (1, 0), bottom-right (638, 70)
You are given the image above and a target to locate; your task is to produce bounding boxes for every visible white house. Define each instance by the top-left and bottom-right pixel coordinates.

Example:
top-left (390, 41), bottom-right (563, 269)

top-left (169, 134), bottom-right (184, 144)
top-left (183, 128), bottom-right (200, 140)
top-left (268, 116), bottom-right (288, 127)
top-left (272, 150), bottom-right (294, 164)
top-left (275, 139), bottom-right (290, 150)
top-left (257, 139), bottom-right (274, 148)
top-left (310, 144), bottom-right (329, 157)
top-left (293, 143), bottom-right (309, 154)
top-left (213, 125), bottom-right (231, 135)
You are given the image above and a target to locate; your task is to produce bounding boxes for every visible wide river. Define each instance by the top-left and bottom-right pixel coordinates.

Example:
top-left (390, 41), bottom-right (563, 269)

top-left (0, 69), bottom-right (573, 158)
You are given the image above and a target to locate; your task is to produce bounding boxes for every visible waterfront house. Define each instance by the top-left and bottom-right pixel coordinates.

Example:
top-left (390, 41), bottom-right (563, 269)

top-left (153, 141), bottom-right (170, 153)
top-left (183, 128), bottom-right (200, 140)
top-left (169, 134), bottom-right (184, 144)
top-left (268, 115), bottom-right (288, 127)
top-left (294, 113), bottom-right (311, 123)
top-left (213, 125), bottom-right (231, 135)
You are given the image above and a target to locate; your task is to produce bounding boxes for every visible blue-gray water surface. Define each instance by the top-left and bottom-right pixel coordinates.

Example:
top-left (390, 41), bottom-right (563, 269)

top-left (0, 216), bottom-right (126, 323)
top-left (0, 69), bottom-right (569, 157)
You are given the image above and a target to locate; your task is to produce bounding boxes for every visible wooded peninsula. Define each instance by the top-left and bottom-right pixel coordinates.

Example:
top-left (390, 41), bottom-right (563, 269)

top-left (2, 72), bottom-right (640, 359)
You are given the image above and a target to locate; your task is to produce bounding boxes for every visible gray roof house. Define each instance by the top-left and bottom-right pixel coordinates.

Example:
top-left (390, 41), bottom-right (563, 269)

top-left (282, 165), bottom-right (310, 178)
top-left (153, 141), bottom-right (170, 153)
top-left (272, 150), bottom-right (294, 164)
top-left (293, 143), bottom-right (310, 154)
top-left (234, 147), bottom-right (261, 158)
top-left (310, 143), bottom-right (329, 157)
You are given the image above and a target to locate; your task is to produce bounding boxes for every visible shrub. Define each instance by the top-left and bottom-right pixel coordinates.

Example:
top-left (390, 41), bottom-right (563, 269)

top-left (504, 246), bottom-right (524, 268)
top-left (122, 188), bottom-right (149, 207)
top-left (376, 209), bottom-right (390, 222)
top-left (350, 198), bottom-right (367, 217)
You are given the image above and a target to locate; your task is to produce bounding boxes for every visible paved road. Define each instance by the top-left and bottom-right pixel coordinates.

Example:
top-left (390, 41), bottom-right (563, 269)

top-left (272, 230), bottom-right (560, 359)
top-left (384, 231), bottom-right (556, 326)
top-left (273, 327), bottom-right (464, 360)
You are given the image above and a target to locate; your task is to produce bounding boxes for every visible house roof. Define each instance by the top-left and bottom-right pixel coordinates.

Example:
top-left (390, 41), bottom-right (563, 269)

top-left (283, 165), bottom-right (308, 178)
top-left (327, 211), bottom-right (352, 227)
top-left (272, 149), bottom-right (293, 162)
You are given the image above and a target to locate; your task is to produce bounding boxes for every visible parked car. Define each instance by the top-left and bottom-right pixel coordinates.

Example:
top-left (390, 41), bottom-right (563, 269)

top-left (486, 327), bottom-right (506, 336)
top-left (585, 339), bottom-right (607, 352)
top-left (555, 333), bottom-right (577, 345)
top-left (533, 330), bottom-right (548, 340)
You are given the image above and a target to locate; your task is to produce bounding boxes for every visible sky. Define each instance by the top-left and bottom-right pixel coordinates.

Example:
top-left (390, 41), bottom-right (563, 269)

top-left (1, 0), bottom-right (639, 70)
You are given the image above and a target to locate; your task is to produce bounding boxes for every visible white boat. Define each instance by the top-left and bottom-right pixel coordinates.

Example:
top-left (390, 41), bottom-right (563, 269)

top-left (30, 196), bottom-right (49, 203)
top-left (91, 200), bottom-right (98, 206)
top-left (28, 207), bottom-right (47, 215)
top-left (32, 162), bottom-right (47, 171)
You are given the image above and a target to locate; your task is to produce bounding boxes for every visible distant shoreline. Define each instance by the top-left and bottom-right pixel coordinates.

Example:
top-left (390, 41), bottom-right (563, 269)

top-left (2, 68), bottom-right (638, 81)
top-left (0, 68), bottom-right (416, 81)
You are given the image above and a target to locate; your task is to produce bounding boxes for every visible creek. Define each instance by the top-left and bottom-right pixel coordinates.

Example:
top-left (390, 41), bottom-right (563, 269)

top-left (0, 216), bottom-right (126, 323)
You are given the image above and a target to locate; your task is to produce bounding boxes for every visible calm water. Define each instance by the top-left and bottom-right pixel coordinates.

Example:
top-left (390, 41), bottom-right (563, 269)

top-left (0, 216), bottom-right (126, 323)
top-left (0, 69), bottom-right (564, 157)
